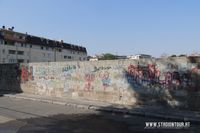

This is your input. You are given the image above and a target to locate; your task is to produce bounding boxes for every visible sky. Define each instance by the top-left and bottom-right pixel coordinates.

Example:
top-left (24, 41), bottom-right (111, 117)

top-left (0, 0), bottom-right (200, 57)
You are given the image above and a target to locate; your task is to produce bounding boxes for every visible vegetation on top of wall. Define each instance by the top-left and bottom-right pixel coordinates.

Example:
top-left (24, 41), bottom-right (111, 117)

top-left (178, 54), bottom-right (187, 57)
top-left (170, 55), bottom-right (177, 57)
top-left (100, 53), bottom-right (116, 60)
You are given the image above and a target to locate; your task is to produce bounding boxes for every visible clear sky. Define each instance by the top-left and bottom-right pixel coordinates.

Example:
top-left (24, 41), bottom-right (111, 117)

top-left (0, 0), bottom-right (200, 57)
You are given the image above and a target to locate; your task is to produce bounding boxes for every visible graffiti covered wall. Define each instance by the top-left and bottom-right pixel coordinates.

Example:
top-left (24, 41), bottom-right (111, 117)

top-left (21, 61), bottom-right (137, 105)
top-left (1, 57), bottom-right (200, 109)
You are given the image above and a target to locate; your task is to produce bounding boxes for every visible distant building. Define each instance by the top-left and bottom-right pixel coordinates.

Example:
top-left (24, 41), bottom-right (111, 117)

top-left (89, 58), bottom-right (99, 61)
top-left (188, 55), bottom-right (200, 64)
top-left (115, 55), bottom-right (127, 59)
top-left (88, 55), bottom-right (99, 61)
top-left (0, 26), bottom-right (87, 63)
top-left (128, 54), bottom-right (152, 60)
top-left (190, 53), bottom-right (200, 57)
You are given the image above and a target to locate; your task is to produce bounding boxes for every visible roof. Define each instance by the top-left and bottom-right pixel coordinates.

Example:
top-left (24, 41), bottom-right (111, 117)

top-left (0, 28), bottom-right (87, 53)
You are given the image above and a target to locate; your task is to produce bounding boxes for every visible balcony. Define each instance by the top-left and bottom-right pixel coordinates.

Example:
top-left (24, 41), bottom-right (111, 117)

top-left (4, 34), bottom-right (25, 43)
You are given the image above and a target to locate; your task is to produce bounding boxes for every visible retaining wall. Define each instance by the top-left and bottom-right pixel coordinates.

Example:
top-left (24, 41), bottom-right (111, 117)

top-left (1, 57), bottom-right (200, 110)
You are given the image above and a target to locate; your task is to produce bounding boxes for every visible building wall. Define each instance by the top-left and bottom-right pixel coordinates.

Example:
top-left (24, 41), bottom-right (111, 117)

top-left (1, 58), bottom-right (200, 110)
top-left (0, 40), bottom-right (87, 63)
top-left (128, 54), bottom-right (152, 60)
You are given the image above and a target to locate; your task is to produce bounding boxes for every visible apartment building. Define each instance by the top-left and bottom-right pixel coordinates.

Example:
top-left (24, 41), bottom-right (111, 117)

top-left (0, 26), bottom-right (87, 63)
top-left (128, 54), bottom-right (152, 60)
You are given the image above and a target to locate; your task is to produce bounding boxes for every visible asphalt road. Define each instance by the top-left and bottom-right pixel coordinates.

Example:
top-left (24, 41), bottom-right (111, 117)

top-left (0, 97), bottom-right (199, 133)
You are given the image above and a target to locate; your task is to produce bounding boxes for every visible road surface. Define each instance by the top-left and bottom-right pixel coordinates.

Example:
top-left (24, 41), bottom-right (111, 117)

top-left (0, 96), bottom-right (199, 133)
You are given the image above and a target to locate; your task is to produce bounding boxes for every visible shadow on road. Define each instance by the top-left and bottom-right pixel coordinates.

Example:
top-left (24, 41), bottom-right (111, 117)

top-left (0, 106), bottom-right (200, 133)
top-left (0, 113), bottom-right (134, 133)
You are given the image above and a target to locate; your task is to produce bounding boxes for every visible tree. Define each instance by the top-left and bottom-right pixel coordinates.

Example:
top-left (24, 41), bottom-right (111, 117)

top-left (170, 55), bottom-right (177, 57)
top-left (179, 54), bottom-right (187, 57)
top-left (100, 53), bottom-right (116, 60)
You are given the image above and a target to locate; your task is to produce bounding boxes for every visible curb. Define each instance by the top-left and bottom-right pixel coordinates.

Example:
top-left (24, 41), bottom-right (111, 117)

top-left (4, 94), bottom-right (200, 124)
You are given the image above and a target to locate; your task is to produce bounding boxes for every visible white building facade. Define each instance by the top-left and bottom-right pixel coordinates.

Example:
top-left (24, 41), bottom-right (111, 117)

top-left (0, 27), bottom-right (87, 63)
top-left (128, 54), bottom-right (152, 60)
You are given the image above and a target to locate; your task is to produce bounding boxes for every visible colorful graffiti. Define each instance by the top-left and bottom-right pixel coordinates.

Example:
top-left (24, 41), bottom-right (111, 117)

top-left (21, 65), bottom-right (34, 83)
top-left (61, 65), bottom-right (80, 79)
top-left (93, 66), bottom-right (112, 72)
top-left (62, 65), bottom-right (79, 72)
top-left (34, 67), bottom-right (47, 79)
top-left (84, 73), bottom-right (95, 91)
top-left (99, 71), bottom-right (111, 90)
top-left (126, 64), bottom-right (195, 89)
top-left (190, 66), bottom-right (200, 90)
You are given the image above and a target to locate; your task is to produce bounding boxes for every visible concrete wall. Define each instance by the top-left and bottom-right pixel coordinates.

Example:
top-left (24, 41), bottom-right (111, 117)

top-left (1, 57), bottom-right (200, 110)
top-left (20, 60), bottom-right (138, 105)
top-left (0, 64), bottom-right (22, 93)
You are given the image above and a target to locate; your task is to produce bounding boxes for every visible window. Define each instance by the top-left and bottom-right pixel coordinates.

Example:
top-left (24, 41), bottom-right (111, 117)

top-left (9, 50), bottom-right (16, 54)
top-left (30, 45), bottom-right (32, 48)
top-left (46, 47), bottom-right (49, 50)
top-left (64, 55), bottom-right (67, 59)
top-left (9, 59), bottom-right (16, 63)
top-left (19, 36), bottom-right (23, 39)
top-left (21, 43), bottom-right (24, 47)
top-left (58, 49), bottom-right (62, 52)
top-left (0, 39), bottom-right (3, 44)
top-left (17, 51), bottom-right (24, 55)
top-left (71, 51), bottom-right (75, 54)
top-left (5, 41), bottom-right (14, 46)
top-left (41, 46), bottom-right (43, 50)
top-left (68, 56), bottom-right (72, 59)
top-left (17, 59), bottom-right (24, 63)
top-left (2, 49), bottom-right (5, 53)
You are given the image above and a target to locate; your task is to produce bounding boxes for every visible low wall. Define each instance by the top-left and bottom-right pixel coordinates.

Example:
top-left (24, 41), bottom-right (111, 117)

top-left (1, 57), bottom-right (200, 110)
top-left (0, 64), bottom-right (22, 93)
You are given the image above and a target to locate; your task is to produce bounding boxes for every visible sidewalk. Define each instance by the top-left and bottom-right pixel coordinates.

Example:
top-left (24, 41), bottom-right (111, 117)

top-left (4, 93), bottom-right (200, 124)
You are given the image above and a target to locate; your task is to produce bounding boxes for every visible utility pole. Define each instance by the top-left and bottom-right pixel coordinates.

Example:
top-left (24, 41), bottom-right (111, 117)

top-left (54, 48), bottom-right (56, 62)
